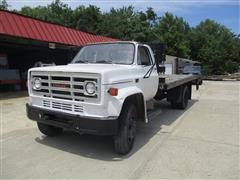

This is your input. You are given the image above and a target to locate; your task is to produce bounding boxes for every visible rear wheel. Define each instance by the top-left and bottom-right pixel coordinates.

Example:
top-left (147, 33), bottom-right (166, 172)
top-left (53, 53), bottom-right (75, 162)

top-left (171, 101), bottom-right (178, 108)
top-left (178, 86), bottom-right (189, 109)
top-left (37, 122), bottom-right (63, 137)
top-left (114, 103), bottom-right (137, 155)
top-left (171, 85), bottom-right (189, 109)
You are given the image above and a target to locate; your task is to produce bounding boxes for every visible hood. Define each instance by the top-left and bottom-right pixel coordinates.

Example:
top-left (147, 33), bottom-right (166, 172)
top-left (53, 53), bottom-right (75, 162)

top-left (29, 64), bottom-right (138, 84)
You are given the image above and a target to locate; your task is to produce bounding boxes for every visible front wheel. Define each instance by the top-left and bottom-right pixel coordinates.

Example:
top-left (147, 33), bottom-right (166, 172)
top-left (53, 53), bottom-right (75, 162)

top-left (114, 103), bottom-right (137, 155)
top-left (37, 122), bottom-right (63, 137)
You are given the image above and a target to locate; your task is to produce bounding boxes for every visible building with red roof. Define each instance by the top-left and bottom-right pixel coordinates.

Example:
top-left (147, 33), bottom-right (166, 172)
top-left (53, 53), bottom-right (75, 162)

top-left (0, 10), bottom-right (118, 90)
top-left (0, 10), bottom-right (117, 46)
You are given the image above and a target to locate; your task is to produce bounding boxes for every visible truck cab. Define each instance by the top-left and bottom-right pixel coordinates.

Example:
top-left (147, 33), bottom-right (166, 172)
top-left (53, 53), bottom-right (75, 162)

top-left (27, 41), bottom-right (200, 154)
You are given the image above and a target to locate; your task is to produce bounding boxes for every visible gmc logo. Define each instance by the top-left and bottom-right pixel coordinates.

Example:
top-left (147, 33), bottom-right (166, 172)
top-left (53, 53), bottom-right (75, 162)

top-left (52, 83), bottom-right (70, 88)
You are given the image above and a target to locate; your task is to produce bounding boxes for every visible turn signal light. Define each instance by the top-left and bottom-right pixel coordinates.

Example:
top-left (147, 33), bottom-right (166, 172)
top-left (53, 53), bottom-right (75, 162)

top-left (108, 88), bottom-right (118, 96)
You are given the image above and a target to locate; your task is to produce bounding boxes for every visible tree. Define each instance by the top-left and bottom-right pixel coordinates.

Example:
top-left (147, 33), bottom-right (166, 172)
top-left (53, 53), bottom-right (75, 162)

top-left (20, 0), bottom-right (73, 27)
top-left (146, 7), bottom-right (157, 26)
top-left (47, 0), bottom-right (72, 26)
top-left (99, 7), bottom-right (134, 40)
top-left (153, 12), bottom-right (191, 58)
top-left (190, 19), bottom-right (240, 74)
top-left (0, 0), bottom-right (9, 10)
top-left (98, 6), bottom-right (155, 41)
top-left (16, 2), bottom-right (240, 74)
top-left (20, 6), bottom-right (49, 21)
top-left (71, 5), bottom-right (102, 34)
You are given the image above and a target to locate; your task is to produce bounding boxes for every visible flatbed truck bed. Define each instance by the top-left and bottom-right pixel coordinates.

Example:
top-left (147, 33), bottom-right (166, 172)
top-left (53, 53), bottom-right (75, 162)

top-left (159, 74), bottom-right (201, 90)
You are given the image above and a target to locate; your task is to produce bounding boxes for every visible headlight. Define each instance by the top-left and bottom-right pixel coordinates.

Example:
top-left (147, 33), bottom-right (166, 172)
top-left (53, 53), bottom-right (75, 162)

top-left (85, 82), bottom-right (96, 95)
top-left (33, 78), bottom-right (41, 90)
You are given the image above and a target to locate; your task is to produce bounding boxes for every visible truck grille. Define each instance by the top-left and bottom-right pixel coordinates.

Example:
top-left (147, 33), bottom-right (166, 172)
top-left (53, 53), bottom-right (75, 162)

top-left (43, 100), bottom-right (84, 113)
top-left (31, 71), bottom-right (100, 102)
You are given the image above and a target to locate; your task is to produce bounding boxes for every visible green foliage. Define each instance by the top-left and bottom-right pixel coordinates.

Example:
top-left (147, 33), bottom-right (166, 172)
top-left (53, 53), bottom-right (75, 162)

top-left (98, 6), bottom-right (154, 41)
top-left (190, 19), bottom-right (240, 74)
top-left (20, 0), bottom-right (72, 27)
top-left (0, 0), bottom-right (9, 10)
top-left (13, 0), bottom-right (240, 74)
top-left (153, 12), bottom-right (191, 58)
top-left (71, 5), bottom-right (101, 34)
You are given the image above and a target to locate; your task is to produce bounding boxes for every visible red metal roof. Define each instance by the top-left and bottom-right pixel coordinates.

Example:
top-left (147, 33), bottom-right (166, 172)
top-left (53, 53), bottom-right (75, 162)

top-left (0, 10), bottom-right (118, 46)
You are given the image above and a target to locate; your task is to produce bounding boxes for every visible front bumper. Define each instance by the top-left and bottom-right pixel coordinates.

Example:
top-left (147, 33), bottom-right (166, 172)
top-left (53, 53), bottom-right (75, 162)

top-left (26, 104), bottom-right (118, 135)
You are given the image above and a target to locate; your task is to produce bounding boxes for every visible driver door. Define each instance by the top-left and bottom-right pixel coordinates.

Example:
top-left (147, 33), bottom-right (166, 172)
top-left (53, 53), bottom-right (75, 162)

top-left (137, 45), bottom-right (159, 101)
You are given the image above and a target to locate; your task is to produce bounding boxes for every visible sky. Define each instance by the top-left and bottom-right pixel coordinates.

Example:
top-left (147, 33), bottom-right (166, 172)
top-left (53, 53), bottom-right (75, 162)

top-left (6, 0), bottom-right (240, 35)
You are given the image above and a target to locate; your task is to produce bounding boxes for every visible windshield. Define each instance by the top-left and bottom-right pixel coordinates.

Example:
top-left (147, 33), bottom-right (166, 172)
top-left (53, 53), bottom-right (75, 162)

top-left (71, 43), bottom-right (135, 65)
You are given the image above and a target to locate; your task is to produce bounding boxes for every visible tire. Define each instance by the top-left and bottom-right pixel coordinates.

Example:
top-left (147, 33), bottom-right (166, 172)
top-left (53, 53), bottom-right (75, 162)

top-left (114, 103), bottom-right (137, 155)
top-left (171, 86), bottom-right (189, 109)
top-left (37, 122), bottom-right (63, 137)
top-left (177, 86), bottom-right (189, 109)
top-left (171, 101), bottom-right (178, 108)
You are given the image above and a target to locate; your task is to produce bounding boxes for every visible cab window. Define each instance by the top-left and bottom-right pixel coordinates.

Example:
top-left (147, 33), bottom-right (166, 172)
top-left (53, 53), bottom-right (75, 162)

top-left (137, 46), bottom-right (152, 66)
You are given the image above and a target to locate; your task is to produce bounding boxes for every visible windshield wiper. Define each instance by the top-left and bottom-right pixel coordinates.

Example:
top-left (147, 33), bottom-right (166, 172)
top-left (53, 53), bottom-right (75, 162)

top-left (75, 60), bottom-right (88, 63)
top-left (95, 60), bottom-right (112, 64)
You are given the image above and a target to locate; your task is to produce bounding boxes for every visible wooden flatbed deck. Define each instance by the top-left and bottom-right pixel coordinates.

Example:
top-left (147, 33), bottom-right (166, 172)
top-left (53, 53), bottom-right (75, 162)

top-left (160, 74), bottom-right (200, 90)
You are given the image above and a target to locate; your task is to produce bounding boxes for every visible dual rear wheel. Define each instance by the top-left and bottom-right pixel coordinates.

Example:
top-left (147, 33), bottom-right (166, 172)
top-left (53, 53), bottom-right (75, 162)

top-left (171, 85), bottom-right (190, 110)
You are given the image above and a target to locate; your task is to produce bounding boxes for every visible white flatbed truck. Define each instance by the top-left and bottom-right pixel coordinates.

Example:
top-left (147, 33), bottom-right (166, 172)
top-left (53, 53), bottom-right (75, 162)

top-left (26, 41), bottom-right (201, 154)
